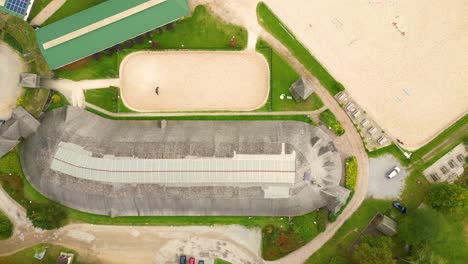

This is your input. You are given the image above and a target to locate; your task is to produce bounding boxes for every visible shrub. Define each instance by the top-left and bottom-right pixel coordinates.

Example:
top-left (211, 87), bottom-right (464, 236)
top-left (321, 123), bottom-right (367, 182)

top-left (345, 156), bottom-right (358, 190)
top-left (427, 183), bottom-right (467, 211)
top-left (319, 109), bottom-right (345, 136)
top-left (51, 94), bottom-right (61, 104)
top-left (0, 212), bottom-right (13, 239)
top-left (26, 203), bottom-right (67, 230)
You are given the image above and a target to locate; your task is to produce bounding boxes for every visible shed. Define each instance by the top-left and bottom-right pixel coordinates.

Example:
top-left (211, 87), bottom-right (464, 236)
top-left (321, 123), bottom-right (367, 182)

top-left (376, 215), bottom-right (397, 236)
top-left (19, 73), bottom-right (41, 88)
top-left (289, 77), bottom-right (314, 101)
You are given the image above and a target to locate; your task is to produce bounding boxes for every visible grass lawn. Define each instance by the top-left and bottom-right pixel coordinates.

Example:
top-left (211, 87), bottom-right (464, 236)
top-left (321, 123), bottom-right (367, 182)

top-left (0, 209), bottom-right (13, 240)
top-left (42, 0), bottom-right (106, 26)
top-left (84, 87), bottom-right (133, 113)
top-left (27, 0), bottom-right (53, 22)
top-left (367, 144), bottom-right (410, 167)
top-left (214, 259), bottom-right (232, 264)
top-left (319, 109), bottom-right (345, 136)
top-left (256, 2), bottom-right (345, 96)
top-left (19, 88), bottom-right (51, 118)
top-left (0, 243), bottom-right (84, 264)
top-left (256, 39), bottom-right (323, 112)
top-left (2, 33), bottom-right (23, 53)
top-left (306, 199), bottom-right (392, 263)
top-left (262, 210), bottom-right (325, 260)
top-left (54, 5), bottom-right (248, 81)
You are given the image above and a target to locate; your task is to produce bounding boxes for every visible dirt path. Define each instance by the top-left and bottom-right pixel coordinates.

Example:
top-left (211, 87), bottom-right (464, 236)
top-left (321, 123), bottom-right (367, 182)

top-left (0, 42), bottom-right (26, 120)
top-left (421, 122), bottom-right (468, 162)
top-left (30, 0), bottom-right (66, 26)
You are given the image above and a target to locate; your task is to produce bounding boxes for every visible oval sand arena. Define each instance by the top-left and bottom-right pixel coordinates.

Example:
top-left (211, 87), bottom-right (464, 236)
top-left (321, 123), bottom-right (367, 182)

top-left (119, 51), bottom-right (270, 111)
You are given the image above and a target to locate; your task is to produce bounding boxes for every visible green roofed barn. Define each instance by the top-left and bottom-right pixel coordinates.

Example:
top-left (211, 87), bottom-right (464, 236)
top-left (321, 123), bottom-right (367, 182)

top-left (36, 0), bottom-right (190, 69)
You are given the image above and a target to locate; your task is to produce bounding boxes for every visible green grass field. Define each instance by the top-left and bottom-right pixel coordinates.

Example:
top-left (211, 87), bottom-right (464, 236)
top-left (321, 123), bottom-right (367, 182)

top-left (214, 259), bottom-right (232, 264)
top-left (42, 0), bottom-right (106, 26)
top-left (256, 39), bottom-right (323, 112)
top-left (54, 5), bottom-right (248, 81)
top-left (0, 243), bottom-right (84, 264)
top-left (319, 109), bottom-right (345, 136)
top-left (0, 209), bottom-right (13, 240)
top-left (84, 87), bottom-right (133, 113)
top-left (27, 0), bottom-right (53, 22)
top-left (256, 2), bottom-right (345, 96)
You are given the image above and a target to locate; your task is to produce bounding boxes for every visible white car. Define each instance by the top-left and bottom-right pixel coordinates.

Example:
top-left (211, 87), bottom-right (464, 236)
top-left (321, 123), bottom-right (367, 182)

top-left (386, 166), bottom-right (401, 179)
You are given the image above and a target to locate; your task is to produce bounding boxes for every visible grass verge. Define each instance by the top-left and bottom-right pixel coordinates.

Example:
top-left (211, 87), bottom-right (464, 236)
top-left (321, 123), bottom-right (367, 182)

top-left (319, 109), bottom-right (345, 136)
top-left (256, 2), bottom-right (344, 96)
top-left (19, 88), bottom-right (51, 118)
top-left (256, 39), bottom-right (323, 112)
top-left (84, 87), bottom-right (133, 113)
top-left (54, 5), bottom-right (248, 81)
top-left (214, 259), bottom-right (232, 264)
top-left (42, 0), bottom-right (106, 26)
top-left (2, 33), bottom-right (23, 53)
top-left (0, 243), bottom-right (84, 264)
top-left (46, 92), bottom-right (70, 111)
top-left (28, 0), bottom-right (53, 22)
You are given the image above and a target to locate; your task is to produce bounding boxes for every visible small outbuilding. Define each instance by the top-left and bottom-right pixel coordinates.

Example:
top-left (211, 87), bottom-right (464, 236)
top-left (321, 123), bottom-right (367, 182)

top-left (376, 214), bottom-right (397, 236)
top-left (289, 77), bottom-right (314, 102)
top-left (57, 252), bottom-right (74, 264)
top-left (19, 73), bottom-right (41, 88)
top-left (0, 106), bottom-right (40, 158)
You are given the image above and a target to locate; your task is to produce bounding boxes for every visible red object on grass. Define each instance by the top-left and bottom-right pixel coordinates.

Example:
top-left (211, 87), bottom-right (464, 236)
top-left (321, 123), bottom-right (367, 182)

top-left (230, 38), bottom-right (236, 47)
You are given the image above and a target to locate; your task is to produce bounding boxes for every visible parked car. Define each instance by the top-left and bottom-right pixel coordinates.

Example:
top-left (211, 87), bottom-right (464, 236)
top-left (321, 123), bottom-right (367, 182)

top-left (198, 261), bottom-right (204, 264)
top-left (189, 257), bottom-right (195, 264)
top-left (386, 166), bottom-right (401, 179)
top-left (393, 201), bottom-right (407, 214)
top-left (180, 255), bottom-right (186, 264)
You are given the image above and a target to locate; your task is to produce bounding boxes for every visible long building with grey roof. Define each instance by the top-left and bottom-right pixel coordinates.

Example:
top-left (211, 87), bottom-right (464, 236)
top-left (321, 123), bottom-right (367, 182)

top-left (21, 107), bottom-right (349, 216)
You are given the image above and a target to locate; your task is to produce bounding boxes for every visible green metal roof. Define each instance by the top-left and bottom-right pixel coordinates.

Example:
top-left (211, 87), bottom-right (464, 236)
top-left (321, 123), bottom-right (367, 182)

top-left (36, 0), bottom-right (190, 69)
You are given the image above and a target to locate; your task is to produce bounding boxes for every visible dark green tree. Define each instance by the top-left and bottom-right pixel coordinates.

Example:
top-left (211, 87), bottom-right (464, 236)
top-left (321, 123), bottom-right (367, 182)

top-left (0, 213), bottom-right (13, 239)
top-left (409, 243), bottom-right (448, 264)
top-left (427, 183), bottom-right (467, 210)
top-left (398, 208), bottom-right (448, 245)
top-left (352, 235), bottom-right (395, 264)
top-left (26, 203), bottom-right (67, 230)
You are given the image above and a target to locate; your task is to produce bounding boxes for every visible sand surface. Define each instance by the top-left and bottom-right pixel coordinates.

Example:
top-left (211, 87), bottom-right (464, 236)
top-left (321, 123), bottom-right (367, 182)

top-left (0, 43), bottom-right (25, 120)
top-left (262, 0), bottom-right (468, 150)
top-left (119, 51), bottom-right (269, 112)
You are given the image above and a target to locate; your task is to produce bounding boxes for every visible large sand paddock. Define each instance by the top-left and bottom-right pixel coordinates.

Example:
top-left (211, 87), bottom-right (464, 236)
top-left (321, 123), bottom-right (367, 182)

top-left (261, 0), bottom-right (468, 150)
top-left (119, 51), bottom-right (269, 112)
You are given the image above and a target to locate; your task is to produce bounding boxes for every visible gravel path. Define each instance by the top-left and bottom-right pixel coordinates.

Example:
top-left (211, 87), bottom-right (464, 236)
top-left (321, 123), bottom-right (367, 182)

top-left (0, 43), bottom-right (26, 120)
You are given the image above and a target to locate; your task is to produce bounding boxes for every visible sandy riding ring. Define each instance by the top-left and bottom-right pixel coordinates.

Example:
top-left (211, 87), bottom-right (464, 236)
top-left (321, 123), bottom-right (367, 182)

top-left (119, 51), bottom-right (270, 112)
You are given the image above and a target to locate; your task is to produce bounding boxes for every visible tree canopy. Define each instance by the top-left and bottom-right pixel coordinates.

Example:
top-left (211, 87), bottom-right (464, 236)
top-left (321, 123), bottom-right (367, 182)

top-left (26, 203), bottom-right (67, 230)
top-left (427, 183), bottom-right (467, 210)
top-left (352, 235), bottom-right (395, 264)
top-left (398, 208), bottom-right (448, 245)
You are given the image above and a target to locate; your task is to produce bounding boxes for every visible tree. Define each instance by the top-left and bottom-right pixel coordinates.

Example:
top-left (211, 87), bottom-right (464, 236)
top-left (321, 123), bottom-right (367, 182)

top-left (0, 214), bottom-right (13, 239)
top-left (427, 183), bottom-right (467, 210)
top-left (398, 208), bottom-right (448, 246)
top-left (26, 203), bottom-right (67, 230)
top-left (352, 235), bottom-right (395, 264)
top-left (409, 243), bottom-right (448, 264)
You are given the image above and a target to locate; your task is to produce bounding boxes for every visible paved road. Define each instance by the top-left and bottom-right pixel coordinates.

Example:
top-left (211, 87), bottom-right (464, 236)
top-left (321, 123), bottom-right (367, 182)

top-left (30, 0), bottom-right (66, 26)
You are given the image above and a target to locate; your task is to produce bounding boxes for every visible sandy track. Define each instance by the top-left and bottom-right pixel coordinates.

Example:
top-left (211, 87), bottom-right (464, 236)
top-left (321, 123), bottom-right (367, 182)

top-left (119, 51), bottom-right (270, 112)
top-left (0, 43), bottom-right (26, 120)
top-left (262, 0), bottom-right (468, 150)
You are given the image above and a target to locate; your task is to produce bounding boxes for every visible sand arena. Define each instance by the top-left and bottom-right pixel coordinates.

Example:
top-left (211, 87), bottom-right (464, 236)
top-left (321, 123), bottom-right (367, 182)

top-left (119, 51), bottom-right (270, 112)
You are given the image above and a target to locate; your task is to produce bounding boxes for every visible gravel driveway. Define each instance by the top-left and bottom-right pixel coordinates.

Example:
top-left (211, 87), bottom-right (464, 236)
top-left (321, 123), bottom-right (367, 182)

top-left (368, 154), bottom-right (408, 199)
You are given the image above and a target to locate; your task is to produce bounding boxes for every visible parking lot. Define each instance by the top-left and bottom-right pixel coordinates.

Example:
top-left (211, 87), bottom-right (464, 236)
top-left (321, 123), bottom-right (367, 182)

top-left (367, 154), bottom-right (408, 199)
